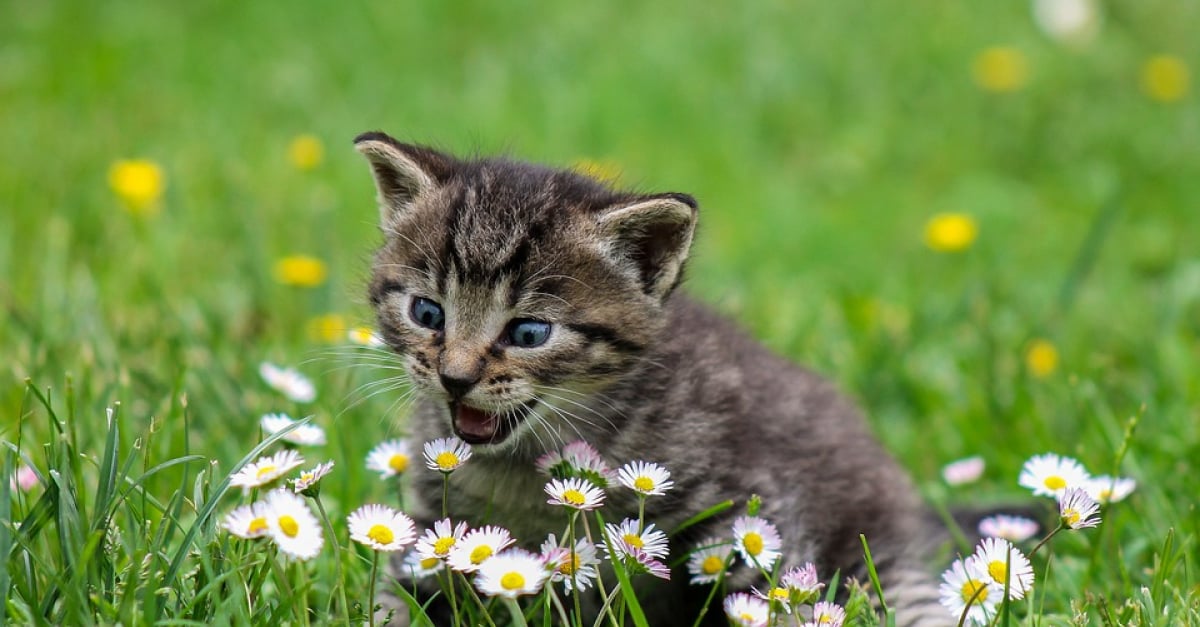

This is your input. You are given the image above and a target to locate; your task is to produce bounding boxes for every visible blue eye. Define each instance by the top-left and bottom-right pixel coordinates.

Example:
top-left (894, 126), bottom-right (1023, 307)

top-left (507, 319), bottom-right (551, 348)
top-left (410, 297), bottom-right (445, 331)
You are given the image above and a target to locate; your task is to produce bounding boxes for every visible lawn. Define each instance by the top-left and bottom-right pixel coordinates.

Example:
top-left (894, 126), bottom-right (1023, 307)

top-left (2, 1), bottom-right (1198, 624)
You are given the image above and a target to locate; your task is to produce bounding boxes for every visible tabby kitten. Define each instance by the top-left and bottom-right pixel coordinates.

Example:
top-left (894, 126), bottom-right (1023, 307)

top-left (355, 131), bottom-right (951, 626)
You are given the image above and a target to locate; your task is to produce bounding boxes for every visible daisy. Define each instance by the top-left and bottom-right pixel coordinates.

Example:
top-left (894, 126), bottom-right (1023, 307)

top-left (545, 477), bottom-right (606, 511)
top-left (752, 585), bottom-right (794, 613)
top-left (978, 515), bottom-right (1040, 543)
top-left (262, 489), bottom-right (323, 560)
top-left (260, 413), bottom-right (326, 446)
top-left (366, 439), bottom-right (411, 478)
top-left (1084, 475), bottom-right (1136, 504)
top-left (732, 515), bottom-right (783, 570)
top-left (1018, 453), bottom-right (1090, 497)
top-left (686, 539), bottom-right (733, 585)
top-left (347, 504), bottom-right (417, 552)
top-left (723, 592), bottom-right (769, 627)
top-left (230, 450), bottom-right (305, 489)
top-left (540, 534), bottom-right (600, 592)
top-left (780, 562), bottom-right (825, 604)
top-left (415, 518), bottom-right (470, 562)
top-left (1058, 487), bottom-right (1101, 529)
top-left (941, 456), bottom-right (985, 485)
top-left (938, 558), bottom-right (996, 626)
top-left (970, 538), bottom-right (1034, 600)
top-left (423, 437), bottom-right (472, 473)
top-left (808, 601), bottom-right (847, 627)
top-left (601, 518), bottom-right (669, 560)
top-left (474, 549), bottom-right (549, 599)
top-left (621, 544), bottom-right (671, 580)
top-left (617, 460), bottom-right (675, 496)
top-left (536, 440), bottom-right (614, 486)
top-left (401, 549), bottom-right (445, 580)
top-left (348, 326), bottom-right (385, 348)
top-left (223, 503), bottom-right (270, 539)
top-left (447, 525), bottom-right (515, 573)
top-left (258, 362), bottom-right (316, 403)
top-left (291, 460), bottom-right (335, 496)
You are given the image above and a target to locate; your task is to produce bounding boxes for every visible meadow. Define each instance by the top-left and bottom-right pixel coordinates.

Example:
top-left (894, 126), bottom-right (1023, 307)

top-left (1, 0), bottom-right (1198, 624)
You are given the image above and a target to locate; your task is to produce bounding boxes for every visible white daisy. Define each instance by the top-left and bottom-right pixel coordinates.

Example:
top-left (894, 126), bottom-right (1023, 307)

top-left (686, 539), bottom-right (733, 585)
top-left (617, 460), bottom-right (675, 496)
top-left (1018, 453), bottom-right (1090, 497)
top-left (540, 534), bottom-right (599, 592)
top-left (415, 518), bottom-right (470, 562)
top-left (970, 538), bottom-right (1034, 600)
top-left (347, 504), bottom-right (417, 552)
top-left (447, 525), bottom-right (515, 573)
top-left (732, 515), bottom-right (783, 570)
top-left (1084, 475), bottom-right (1136, 504)
top-left (291, 460), bottom-right (335, 496)
top-left (347, 326), bottom-right (385, 348)
top-left (938, 557), bottom-right (997, 626)
top-left (230, 449), bottom-right (305, 489)
top-left (474, 549), bottom-right (549, 599)
top-left (262, 489), bottom-right (323, 560)
top-left (545, 477), bottom-right (606, 511)
top-left (941, 456), bottom-right (985, 485)
top-left (1058, 487), bottom-right (1101, 529)
top-left (423, 437), bottom-right (472, 473)
top-left (978, 515), bottom-right (1040, 543)
top-left (723, 592), bottom-right (769, 627)
top-left (601, 518), bottom-right (669, 560)
top-left (401, 549), bottom-right (445, 580)
top-left (258, 362), bottom-right (316, 403)
top-left (260, 413), bottom-right (326, 446)
top-left (808, 601), bottom-right (847, 627)
top-left (780, 562), bottom-right (825, 604)
top-left (1032, 0), bottom-right (1100, 44)
top-left (751, 584), bottom-right (794, 613)
top-left (223, 503), bottom-right (270, 539)
top-left (366, 439), bottom-right (411, 478)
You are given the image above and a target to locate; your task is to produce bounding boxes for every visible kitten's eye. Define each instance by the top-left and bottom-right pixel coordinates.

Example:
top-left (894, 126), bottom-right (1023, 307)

top-left (507, 319), bottom-right (551, 348)
top-left (409, 297), bottom-right (445, 331)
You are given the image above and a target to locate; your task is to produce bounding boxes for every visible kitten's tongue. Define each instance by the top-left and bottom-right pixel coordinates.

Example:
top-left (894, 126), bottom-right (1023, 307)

top-left (454, 404), bottom-right (499, 440)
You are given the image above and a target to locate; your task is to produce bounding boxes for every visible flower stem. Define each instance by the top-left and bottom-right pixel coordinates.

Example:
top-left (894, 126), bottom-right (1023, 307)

top-left (503, 597), bottom-right (529, 627)
top-left (568, 511), bottom-right (584, 626)
top-left (367, 551), bottom-right (380, 627)
top-left (313, 497), bottom-right (352, 626)
top-left (1029, 523), bottom-right (1064, 557)
top-left (442, 472), bottom-right (450, 519)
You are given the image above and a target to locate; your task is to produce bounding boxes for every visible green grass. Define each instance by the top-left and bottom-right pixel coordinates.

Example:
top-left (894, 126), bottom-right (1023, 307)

top-left (2, 0), bottom-right (1199, 624)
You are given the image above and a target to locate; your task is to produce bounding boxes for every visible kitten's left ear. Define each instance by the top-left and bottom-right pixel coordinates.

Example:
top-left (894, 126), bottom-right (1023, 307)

top-left (596, 193), bottom-right (698, 299)
top-left (354, 132), bottom-right (456, 229)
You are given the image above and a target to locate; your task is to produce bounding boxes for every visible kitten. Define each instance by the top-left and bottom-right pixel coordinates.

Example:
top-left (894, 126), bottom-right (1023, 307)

top-left (355, 131), bottom-right (952, 626)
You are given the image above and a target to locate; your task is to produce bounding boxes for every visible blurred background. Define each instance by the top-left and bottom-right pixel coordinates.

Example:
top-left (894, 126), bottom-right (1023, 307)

top-left (2, 0), bottom-right (1197, 574)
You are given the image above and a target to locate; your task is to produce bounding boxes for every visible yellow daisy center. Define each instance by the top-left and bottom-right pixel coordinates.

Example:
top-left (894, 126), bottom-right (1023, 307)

top-left (256, 465), bottom-right (278, 480)
top-left (960, 578), bottom-right (989, 603)
top-left (299, 472), bottom-right (314, 483)
top-left (367, 524), bottom-right (395, 546)
top-left (1064, 508), bottom-right (1081, 526)
top-left (987, 560), bottom-right (1007, 584)
top-left (1098, 488), bottom-right (1112, 502)
top-left (739, 613), bottom-right (756, 622)
top-left (563, 489), bottom-right (587, 506)
top-left (633, 476), bottom-right (655, 492)
top-left (559, 554), bottom-right (581, 576)
top-left (389, 454), bottom-right (409, 473)
top-left (701, 555), bottom-right (724, 575)
top-left (436, 451), bottom-right (460, 470)
top-left (622, 533), bottom-right (644, 549)
top-left (500, 572), bottom-right (526, 591)
top-left (248, 517), bottom-right (268, 534)
top-left (433, 536), bottom-right (456, 556)
top-left (743, 532), bottom-right (764, 556)
top-left (818, 614), bottom-right (834, 624)
top-left (420, 557), bottom-right (440, 569)
top-left (769, 587), bottom-right (789, 602)
top-left (351, 327), bottom-right (374, 343)
top-left (278, 515), bottom-right (299, 538)
top-left (1043, 475), bottom-right (1067, 490)
top-left (470, 545), bottom-right (494, 564)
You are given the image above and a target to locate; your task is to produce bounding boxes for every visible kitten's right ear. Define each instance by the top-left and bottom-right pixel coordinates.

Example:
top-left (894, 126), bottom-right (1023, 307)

top-left (353, 132), bottom-right (455, 228)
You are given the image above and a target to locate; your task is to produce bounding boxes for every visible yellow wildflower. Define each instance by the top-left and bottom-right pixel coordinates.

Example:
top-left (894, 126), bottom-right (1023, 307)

top-left (1141, 55), bottom-right (1189, 103)
top-left (572, 158), bottom-right (622, 183)
top-left (923, 213), bottom-right (978, 253)
top-left (273, 255), bottom-right (328, 288)
top-left (1025, 339), bottom-right (1059, 377)
top-left (972, 47), bottom-right (1029, 93)
top-left (308, 314), bottom-right (346, 343)
top-left (288, 135), bottom-right (324, 171)
top-left (108, 159), bottom-right (165, 216)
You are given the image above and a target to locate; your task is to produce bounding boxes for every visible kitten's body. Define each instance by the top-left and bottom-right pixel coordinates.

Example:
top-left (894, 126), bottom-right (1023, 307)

top-left (355, 133), bottom-right (951, 625)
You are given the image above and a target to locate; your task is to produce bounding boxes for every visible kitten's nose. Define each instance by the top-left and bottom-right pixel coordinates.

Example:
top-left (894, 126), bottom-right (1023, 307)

top-left (439, 370), bottom-right (481, 400)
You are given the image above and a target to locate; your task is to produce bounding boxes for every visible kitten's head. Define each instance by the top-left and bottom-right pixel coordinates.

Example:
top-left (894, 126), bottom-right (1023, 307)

top-left (355, 132), bottom-right (697, 451)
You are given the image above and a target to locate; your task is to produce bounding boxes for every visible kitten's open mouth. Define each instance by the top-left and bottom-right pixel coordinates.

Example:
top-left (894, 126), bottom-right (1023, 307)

top-left (450, 400), bottom-right (538, 445)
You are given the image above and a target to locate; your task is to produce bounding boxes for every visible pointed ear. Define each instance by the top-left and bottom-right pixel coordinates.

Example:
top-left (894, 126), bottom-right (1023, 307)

top-left (596, 193), bottom-right (698, 299)
top-left (353, 132), bottom-right (455, 229)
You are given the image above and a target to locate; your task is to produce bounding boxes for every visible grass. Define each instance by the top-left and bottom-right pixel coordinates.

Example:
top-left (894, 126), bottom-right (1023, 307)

top-left (2, 0), bottom-right (1199, 624)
